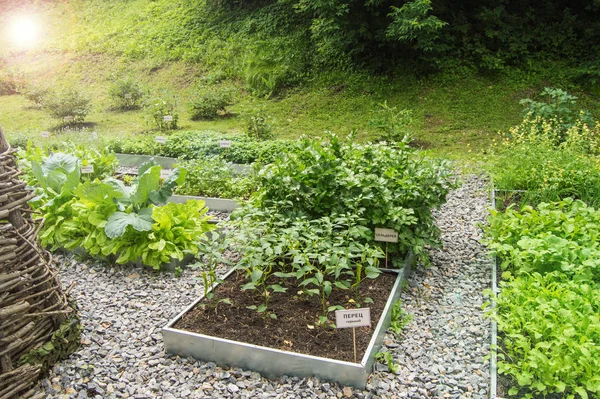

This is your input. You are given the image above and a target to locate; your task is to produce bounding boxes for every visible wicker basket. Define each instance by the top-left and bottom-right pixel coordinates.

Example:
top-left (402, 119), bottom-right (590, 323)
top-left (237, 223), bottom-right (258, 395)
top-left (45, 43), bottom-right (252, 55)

top-left (0, 128), bottom-right (78, 399)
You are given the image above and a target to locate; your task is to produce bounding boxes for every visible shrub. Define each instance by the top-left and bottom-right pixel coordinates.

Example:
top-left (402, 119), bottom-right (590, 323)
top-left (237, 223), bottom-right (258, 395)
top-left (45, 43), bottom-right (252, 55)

top-left (22, 82), bottom-right (52, 107)
top-left (519, 87), bottom-right (595, 139)
top-left (108, 76), bottom-right (145, 110)
top-left (188, 86), bottom-right (234, 120)
top-left (245, 111), bottom-right (273, 140)
top-left (42, 87), bottom-right (92, 124)
top-left (144, 92), bottom-right (179, 131)
top-left (0, 68), bottom-right (25, 95)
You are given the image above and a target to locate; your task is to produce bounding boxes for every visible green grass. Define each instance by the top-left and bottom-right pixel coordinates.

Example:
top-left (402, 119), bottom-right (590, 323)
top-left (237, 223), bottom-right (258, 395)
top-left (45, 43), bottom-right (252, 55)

top-left (1, 0), bottom-right (600, 164)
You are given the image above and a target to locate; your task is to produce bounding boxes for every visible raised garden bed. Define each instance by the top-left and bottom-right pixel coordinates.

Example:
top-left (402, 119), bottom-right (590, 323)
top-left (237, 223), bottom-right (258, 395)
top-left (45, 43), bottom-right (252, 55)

top-left (162, 252), bottom-right (414, 388)
top-left (168, 194), bottom-right (239, 212)
top-left (115, 153), bottom-right (251, 173)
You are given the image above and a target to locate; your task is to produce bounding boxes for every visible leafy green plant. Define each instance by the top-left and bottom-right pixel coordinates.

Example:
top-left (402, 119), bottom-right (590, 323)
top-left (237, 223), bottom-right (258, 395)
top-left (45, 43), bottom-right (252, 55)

top-left (369, 102), bottom-right (413, 143)
top-left (17, 141), bottom-right (118, 186)
top-left (174, 157), bottom-right (258, 199)
top-left (484, 199), bottom-right (600, 283)
top-left (109, 130), bottom-right (296, 164)
top-left (389, 299), bottom-right (413, 336)
top-left (251, 133), bottom-right (455, 262)
top-left (29, 154), bottom-right (216, 270)
top-left (188, 86), bottom-right (234, 120)
top-left (245, 111), bottom-right (274, 140)
top-left (486, 273), bottom-right (600, 399)
top-left (194, 233), bottom-right (232, 309)
top-left (144, 92), bottom-right (179, 131)
top-left (108, 76), bottom-right (145, 110)
top-left (375, 351), bottom-right (399, 373)
top-left (520, 88), bottom-right (594, 136)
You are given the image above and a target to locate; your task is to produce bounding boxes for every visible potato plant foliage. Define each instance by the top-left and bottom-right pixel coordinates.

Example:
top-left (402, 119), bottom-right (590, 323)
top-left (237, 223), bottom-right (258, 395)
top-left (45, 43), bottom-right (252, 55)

top-left (251, 133), bottom-right (455, 262)
top-left (218, 134), bottom-right (454, 323)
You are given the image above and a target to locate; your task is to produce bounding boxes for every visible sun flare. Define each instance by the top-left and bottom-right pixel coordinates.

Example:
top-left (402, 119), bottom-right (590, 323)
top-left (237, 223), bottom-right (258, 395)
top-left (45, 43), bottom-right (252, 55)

top-left (8, 15), bottom-right (40, 49)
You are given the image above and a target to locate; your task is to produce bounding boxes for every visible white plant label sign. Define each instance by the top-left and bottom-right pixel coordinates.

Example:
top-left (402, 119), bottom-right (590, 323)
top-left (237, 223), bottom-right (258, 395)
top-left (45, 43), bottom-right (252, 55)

top-left (40, 131), bottom-right (50, 138)
top-left (81, 165), bottom-right (94, 174)
top-left (163, 115), bottom-right (173, 122)
top-left (220, 140), bottom-right (232, 148)
top-left (155, 136), bottom-right (167, 144)
top-left (335, 308), bottom-right (371, 328)
top-left (64, 115), bottom-right (75, 122)
top-left (374, 228), bottom-right (398, 243)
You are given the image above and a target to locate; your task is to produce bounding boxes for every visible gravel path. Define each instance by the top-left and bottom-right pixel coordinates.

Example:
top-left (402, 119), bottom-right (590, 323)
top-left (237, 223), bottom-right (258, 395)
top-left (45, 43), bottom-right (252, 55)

top-left (40, 175), bottom-right (492, 399)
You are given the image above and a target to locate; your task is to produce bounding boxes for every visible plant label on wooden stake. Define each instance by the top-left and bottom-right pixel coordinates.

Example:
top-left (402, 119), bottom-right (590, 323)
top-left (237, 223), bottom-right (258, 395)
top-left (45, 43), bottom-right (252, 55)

top-left (40, 131), bottom-right (49, 138)
top-left (163, 115), bottom-right (173, 122)
top-left (81, 165), bottom-right (94, 174)
top-left (375, 228), bottom-right (398, 267)
top-left (335, 308), bottom-right (371, 363)
top-left (220, 140), bottom-right (231, 148)
top-left (64, 115), bottom-right (75, 122)
top-left (155, 136), bottom-right (167, 145)
top-left (374, 228), bottom-right (398, 243)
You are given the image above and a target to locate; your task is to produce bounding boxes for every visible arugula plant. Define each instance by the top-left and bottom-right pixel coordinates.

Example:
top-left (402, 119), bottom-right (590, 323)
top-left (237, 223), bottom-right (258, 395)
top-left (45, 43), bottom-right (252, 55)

top-left (485, 273), bottom-right (600, 399)
top-left (484, 198), bottom-right (600, 283)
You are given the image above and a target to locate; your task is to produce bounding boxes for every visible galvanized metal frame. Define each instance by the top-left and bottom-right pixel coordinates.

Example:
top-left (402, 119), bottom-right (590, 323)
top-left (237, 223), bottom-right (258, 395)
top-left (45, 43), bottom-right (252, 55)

top-left (162, 252), bottom-right (414, 388)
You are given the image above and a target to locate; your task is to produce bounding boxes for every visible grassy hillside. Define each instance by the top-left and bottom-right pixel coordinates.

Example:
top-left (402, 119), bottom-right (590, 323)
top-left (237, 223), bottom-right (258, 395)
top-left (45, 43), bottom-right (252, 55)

top-left (1, 0), bottom-right (599, 161)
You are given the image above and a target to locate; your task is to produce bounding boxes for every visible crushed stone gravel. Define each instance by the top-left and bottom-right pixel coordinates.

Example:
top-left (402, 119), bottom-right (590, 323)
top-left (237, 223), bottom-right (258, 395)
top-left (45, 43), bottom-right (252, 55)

top-left (39, 174), bottom-right (492, 399)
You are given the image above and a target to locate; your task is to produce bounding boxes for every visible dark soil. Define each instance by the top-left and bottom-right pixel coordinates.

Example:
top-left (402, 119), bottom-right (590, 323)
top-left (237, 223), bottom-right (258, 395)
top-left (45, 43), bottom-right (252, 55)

top-left (174, 271), bottom-right (398, 363)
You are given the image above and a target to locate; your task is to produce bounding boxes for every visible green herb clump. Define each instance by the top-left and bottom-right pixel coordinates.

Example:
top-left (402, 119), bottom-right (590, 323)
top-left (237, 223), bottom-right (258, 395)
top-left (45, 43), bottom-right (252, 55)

top-left (175, 157), bottom-right (258, 199)
top-left (108, 130), bottom-right (297, 164)
top-left (488, 115), bottom-right (600, 207)
top-left (250, 133), bottom-right (455, 262)
top-left (485, 198), bottom-right (600, 283)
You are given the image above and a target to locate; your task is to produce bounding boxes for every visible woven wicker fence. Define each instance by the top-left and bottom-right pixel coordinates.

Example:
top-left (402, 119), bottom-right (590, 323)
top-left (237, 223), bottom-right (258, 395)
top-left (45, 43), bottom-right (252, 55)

top-left (0, 128), bottom-right (78, 399)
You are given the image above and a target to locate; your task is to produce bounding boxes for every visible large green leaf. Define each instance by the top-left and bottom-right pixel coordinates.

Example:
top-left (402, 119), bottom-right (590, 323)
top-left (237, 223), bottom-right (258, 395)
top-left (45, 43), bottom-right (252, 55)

top-left (130, 166), bottom-right (161, 208)
top-left (104, 208), bottom-right (154, 238)
top-left (74, 181), bottom-right (123, 204)
top-left (149, 167), bottom-right (187, 205)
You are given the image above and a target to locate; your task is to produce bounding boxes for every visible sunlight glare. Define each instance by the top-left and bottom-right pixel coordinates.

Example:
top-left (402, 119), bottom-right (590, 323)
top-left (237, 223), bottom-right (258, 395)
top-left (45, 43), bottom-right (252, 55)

top-left (9, 15), bottom-right (40, 49)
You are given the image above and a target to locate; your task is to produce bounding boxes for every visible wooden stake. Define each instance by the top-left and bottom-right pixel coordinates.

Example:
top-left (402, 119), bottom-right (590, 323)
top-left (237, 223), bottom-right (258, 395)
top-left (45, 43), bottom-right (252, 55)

top-left (352, 327), bottom-right (357, 363)
top-left (385, 243), bottom-right (388, 268)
